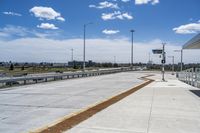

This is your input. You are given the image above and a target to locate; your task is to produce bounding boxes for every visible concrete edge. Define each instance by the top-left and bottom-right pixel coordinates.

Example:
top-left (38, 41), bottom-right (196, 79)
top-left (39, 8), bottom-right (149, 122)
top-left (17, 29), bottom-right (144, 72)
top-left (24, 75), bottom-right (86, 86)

top-left (29, 75), bottom-right (154, 133)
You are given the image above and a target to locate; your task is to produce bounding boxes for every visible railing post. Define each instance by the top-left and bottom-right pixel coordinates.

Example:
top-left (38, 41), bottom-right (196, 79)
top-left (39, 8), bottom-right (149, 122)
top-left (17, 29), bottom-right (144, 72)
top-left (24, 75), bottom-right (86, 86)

top-left (195, 68), bottom-right (197, 87)
top-left (191, 68), bottom-right (194, 86)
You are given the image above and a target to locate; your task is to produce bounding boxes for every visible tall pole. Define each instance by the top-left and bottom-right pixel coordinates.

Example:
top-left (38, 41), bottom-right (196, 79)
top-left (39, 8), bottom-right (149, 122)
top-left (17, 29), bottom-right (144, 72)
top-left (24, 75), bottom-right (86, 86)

top-left (71, 48), bottom-right (74, 61)
top-left (172, 56), bottom-right (174, 74)
top-left (174, 49), bottom-right (183, 71)
top-left (83, 23), bottom-right (92, 72)
top-left (181, 49), bottom-right (183, 71)
top-left (130, 30), bottom-right (134, 69)
top-left (83, 24), bottom-right (86, 71)
top-left (162, 43), bottom-right (166, 81)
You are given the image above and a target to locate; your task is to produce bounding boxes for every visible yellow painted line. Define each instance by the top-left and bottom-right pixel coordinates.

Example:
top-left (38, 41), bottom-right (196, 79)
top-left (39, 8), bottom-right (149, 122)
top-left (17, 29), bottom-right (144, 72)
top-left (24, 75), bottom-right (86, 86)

top-left (29, 75), bottom-right (154, 133)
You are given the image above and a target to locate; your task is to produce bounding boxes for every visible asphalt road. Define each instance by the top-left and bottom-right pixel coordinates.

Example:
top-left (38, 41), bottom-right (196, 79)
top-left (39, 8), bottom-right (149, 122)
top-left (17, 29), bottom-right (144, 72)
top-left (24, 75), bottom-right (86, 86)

top-left (0, 71), bottom-right (145, 133)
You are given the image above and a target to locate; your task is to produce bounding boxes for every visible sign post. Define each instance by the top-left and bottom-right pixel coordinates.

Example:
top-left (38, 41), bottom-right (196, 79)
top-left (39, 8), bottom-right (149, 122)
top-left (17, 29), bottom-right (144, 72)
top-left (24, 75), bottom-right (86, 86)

top-left (152, 43), bottom-right (166, 81)
top-left (161, 43), bottom-right (166, 81)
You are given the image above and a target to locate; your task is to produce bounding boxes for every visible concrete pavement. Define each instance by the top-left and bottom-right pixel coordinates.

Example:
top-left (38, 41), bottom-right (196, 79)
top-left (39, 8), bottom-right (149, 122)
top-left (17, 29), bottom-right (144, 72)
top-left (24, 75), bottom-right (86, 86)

top-left (66, 73), bottom-right (200, 133)
top-left (0, 71), bottom-right (145, 133)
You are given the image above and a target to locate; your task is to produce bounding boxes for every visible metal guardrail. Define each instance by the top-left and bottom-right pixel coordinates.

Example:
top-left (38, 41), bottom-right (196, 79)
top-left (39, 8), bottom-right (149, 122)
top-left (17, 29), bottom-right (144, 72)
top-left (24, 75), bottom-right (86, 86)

top-left (0, 67), bottom-right (132, 88)
top-left (178, 68), bottom-right (200, 88)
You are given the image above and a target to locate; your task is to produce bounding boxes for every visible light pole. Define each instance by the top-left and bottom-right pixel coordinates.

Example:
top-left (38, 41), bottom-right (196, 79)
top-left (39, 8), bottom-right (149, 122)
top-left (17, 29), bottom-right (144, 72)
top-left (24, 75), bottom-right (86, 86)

top-left (71, 48), bottom-right (74, 61)
top-left (83, 22), bottom-right (93, 71)
top-left (174, 49), bottom-right (183, 71)
top-left (130, 30), bottom-right (135, 69)
top-left (114, 56), bottom-right (116, 64)
top-left (168, 56), bottom-right (175, 75)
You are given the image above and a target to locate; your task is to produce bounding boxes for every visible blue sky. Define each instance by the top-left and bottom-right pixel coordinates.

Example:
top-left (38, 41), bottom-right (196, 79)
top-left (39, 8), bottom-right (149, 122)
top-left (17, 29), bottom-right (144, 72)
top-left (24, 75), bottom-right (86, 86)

top-left (0, 0), bottom-right (200, 63)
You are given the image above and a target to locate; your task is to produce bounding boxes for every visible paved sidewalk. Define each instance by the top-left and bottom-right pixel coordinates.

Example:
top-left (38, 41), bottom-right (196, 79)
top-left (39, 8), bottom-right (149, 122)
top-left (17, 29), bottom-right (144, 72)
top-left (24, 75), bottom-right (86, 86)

top-left (67, 74), bottom-right (200, 133)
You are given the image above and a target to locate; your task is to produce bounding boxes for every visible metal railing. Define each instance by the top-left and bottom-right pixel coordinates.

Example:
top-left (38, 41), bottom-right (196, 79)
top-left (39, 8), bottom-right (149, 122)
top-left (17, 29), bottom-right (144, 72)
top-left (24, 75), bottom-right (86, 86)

top-left (0, 67), bottom-right (133, 88)
top-left (178, 68), bottom-right (200, 88)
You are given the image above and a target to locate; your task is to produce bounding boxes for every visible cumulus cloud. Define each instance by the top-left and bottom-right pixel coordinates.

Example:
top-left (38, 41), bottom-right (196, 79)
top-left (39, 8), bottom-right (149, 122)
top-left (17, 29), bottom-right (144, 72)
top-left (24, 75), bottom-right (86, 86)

top-left (89, 1), bottom-right (119, 9)
top-left (102, 11), bottom-right (133, 20)
top-left (37, 23), bottom-right (58, 30)
top-left (135, 0), bottom-right (159, 5)
top-left (29, 6), bottom-right (65, 21)
top-left (102, 29), bottom-right (120, 34)
top-left (3, 11), bottom-right (22, 16)
top-left (173, 22), bottom-right (200, 34)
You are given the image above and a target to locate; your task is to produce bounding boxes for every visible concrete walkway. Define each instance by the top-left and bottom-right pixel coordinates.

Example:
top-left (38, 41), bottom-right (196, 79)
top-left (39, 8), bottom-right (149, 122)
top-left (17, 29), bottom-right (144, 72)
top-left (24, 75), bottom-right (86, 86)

top-left (67, 74), bottom-right (200, 133)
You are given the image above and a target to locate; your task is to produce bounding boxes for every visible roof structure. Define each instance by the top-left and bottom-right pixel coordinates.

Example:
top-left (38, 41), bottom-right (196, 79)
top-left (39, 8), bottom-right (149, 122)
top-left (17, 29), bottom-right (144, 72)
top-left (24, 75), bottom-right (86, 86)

top-left (183, 33), bottom-right (200, 49)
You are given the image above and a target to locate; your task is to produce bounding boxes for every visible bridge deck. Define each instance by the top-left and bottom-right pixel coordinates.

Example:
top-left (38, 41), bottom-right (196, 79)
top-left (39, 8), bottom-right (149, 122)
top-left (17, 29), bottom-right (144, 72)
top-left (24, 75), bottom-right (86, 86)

top-left (0, 71), bottom-right (144, 133)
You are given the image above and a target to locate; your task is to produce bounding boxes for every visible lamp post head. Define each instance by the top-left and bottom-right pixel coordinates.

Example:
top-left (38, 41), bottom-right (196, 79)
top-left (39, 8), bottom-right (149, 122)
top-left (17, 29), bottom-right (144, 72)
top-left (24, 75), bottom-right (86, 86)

top-left (84, 22), bottom-right (93, 27)
top-left (130, 29), bottom-right (135, 33)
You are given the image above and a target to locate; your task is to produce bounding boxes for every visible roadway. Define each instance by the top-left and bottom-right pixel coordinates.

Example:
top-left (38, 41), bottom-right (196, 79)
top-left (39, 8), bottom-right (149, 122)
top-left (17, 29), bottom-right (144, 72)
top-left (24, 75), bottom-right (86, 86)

top-left (0, 71), bottom-right (146, 133)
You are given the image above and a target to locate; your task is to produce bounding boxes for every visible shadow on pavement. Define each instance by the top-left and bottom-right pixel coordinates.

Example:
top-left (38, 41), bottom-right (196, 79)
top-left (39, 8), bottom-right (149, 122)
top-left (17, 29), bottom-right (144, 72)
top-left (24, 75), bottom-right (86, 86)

top-left (190, 90), bottom-right (200, 97)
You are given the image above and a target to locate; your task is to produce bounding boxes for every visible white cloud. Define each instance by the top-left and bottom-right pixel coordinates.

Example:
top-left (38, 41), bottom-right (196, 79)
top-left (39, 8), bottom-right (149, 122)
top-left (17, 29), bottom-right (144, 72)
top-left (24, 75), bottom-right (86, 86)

top-left (121, 0), bottom-right (130, 2)
top-left (37, 23), bottom-right (58, 30)
top-left (0, 25), bottom-right (29, 37)
top-left (3, 11), bottom-right (22, 16)
top-left (173, 22), bottom-right (200, 34)
top-left (102, 11), bottom-right (133, 20)
top-left (0, 32), bottom-right (9, 37)
top-left (0, 37), bottom-right (199, 64)
top-left (102, 29), bottom-right (120, 34)
top-left (89, 1), bottom-right (119, 9)
top-left (29, 6), bottom-right (65, 21)
top-left (135, 0), bottom-right (159, 5)
top-left (57, 17), bottom-right (65, 21)
top-left (0, 25), bottom-right (63, 40)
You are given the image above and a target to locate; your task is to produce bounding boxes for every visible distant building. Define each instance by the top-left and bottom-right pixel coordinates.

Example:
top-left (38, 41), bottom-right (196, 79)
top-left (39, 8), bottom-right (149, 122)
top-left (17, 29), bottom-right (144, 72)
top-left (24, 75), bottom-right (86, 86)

top-left (52, 63), bottom-right (67, 67)
top-left (68, 60), bottom-right (96, 68)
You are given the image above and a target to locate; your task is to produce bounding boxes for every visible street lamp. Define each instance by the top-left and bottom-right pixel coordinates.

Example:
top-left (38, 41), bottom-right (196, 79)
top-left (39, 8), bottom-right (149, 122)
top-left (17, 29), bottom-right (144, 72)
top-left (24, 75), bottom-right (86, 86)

top-left (174, 49), bottom-right (183, 71)
top-left (130, 29), bottom-right (135, 69)
top-left (83, 22), bottom-right (93, 71)
top-left (114, 56), bottom-right (116, 64)
top-left (168, 56), bottom-right (175, 75)
top-left (71, 48), bottom-right (74, 62)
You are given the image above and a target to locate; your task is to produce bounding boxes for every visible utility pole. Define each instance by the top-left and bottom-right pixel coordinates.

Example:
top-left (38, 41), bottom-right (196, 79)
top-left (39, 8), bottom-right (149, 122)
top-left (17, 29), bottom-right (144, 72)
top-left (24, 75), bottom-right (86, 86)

top-left (130, 29), bottom-right (134, 69)
top-left (162, 43), bottom-right (166, 81)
